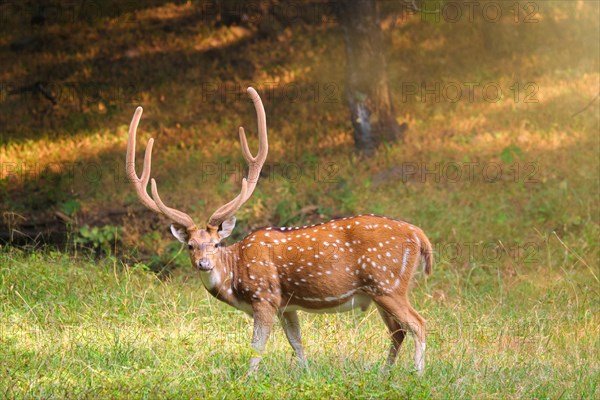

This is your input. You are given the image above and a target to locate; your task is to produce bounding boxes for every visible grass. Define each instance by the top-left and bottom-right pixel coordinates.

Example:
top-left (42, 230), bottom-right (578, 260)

top-left (0, 240), bottom-right (597, 398)
top-left (0, 1), bottom-right (599, 398)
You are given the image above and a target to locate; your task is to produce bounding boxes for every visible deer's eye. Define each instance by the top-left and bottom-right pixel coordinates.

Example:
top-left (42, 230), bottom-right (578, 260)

top-left (188, 244), bottom-right (194, 250)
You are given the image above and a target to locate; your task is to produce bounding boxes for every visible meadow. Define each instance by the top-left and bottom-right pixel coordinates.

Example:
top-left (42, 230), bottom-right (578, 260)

top-left (0, 1), bottom-right (598, 398)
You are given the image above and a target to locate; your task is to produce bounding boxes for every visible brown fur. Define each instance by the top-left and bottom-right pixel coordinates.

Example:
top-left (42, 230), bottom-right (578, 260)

top-left (183, 214), bottom-right (433, 372)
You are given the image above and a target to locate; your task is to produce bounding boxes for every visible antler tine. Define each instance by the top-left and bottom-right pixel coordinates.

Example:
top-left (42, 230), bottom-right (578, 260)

top-left (150, 179), bottom-right (197, 230)
top-left (206, 87), bottom-right (268, 228)
top-left (126, 106), bottom-right (197, 231)
top-left (126, 107), bottom-right (161, 214)
top-left (241, 87), bottom-right (268, 202)
top-left (207, 178), bottom-right (249, 227)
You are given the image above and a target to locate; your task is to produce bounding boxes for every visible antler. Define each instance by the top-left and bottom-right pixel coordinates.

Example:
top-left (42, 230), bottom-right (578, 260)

top-left (126, 106), bottom-right (197, 231)
top-left (126, 87), bottom-right (267, 231)
top-left (207, 87), bottom-right (268, 228)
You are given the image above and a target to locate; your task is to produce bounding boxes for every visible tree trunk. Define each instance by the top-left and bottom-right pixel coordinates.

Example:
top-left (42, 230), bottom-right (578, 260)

top-left (335, 0), bottom-right (406, 156)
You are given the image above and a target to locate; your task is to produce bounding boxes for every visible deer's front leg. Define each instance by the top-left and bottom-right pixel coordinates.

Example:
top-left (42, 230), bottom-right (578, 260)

top-left (249, 302), bottom-right (276, 374)
top-left (279, 310), bottom-right (308, 367)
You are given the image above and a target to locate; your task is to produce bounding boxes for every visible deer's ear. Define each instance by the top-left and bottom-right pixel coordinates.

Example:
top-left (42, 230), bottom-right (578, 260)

top-left (218, 216), bottom-right (236, 240)
top-left (170, 224), bottom-right (189, 243)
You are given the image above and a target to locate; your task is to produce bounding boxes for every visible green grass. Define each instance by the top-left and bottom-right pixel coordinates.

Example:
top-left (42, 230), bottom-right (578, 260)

top-left (1, 241), bottom-right (597, 398)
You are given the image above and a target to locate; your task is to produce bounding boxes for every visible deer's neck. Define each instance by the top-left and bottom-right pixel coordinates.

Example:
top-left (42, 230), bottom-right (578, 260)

top-left (198, 242), bottom-right (240, 307)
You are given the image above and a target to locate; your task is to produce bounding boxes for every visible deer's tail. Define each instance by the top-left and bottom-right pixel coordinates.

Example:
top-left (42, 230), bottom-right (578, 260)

top-left (417, 230), bottom-right (433, 275)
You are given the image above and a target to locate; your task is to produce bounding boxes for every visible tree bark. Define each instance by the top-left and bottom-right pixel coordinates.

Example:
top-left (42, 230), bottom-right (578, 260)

top-left (335, 0), bottom-right (406, 156)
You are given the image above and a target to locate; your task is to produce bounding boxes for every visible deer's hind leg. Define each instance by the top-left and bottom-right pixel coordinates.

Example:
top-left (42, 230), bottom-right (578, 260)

top-left (278, 310), bottom-right (308, 367)
top-left (372, 295), bottom-right (426, 374)
top-left (376, 305), bottom-right (407, 366)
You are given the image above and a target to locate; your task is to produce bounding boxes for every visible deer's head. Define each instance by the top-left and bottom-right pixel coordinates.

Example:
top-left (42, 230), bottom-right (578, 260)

top-left (125, 88), bottom-right (268, 271)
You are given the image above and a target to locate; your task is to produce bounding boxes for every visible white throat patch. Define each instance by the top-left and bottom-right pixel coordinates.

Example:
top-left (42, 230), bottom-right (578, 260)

top-left (199, 268), bottom-right (221, 291)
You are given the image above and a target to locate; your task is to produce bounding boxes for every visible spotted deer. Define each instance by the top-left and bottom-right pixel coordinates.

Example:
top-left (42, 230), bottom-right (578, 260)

top-left (126, 87), bottom-right (433, 374)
